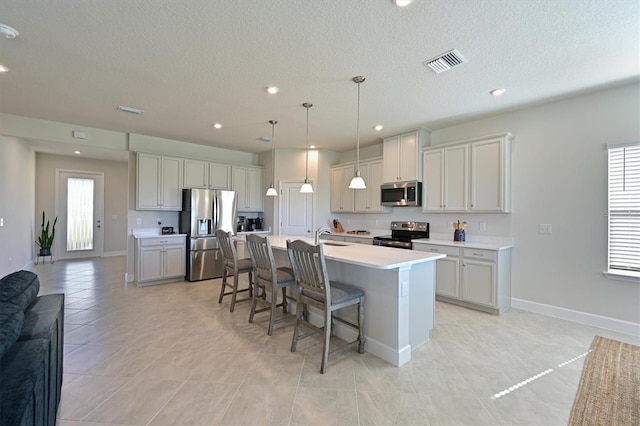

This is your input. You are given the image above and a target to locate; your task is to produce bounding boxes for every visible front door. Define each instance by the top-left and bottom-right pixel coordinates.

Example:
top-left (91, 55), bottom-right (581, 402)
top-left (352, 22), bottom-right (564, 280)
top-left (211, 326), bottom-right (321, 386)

top-left (55, 169), bottom-right (105, 259)
top-left (279, 181), bottom-right (313, 237)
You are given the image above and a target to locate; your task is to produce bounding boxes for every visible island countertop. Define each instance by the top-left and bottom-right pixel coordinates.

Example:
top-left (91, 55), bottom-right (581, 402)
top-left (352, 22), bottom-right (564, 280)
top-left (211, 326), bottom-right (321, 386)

top-left (264, 235), bottom-right (446, 270)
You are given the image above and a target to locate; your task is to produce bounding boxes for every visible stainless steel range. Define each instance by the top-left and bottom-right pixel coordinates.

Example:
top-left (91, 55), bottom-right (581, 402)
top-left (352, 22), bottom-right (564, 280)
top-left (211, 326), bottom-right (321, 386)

top-left (373, 221), bottom-right (429, 249)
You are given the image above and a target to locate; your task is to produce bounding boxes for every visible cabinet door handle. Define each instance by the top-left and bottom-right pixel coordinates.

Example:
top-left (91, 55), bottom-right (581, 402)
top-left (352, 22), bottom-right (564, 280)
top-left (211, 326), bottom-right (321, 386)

top-left (472, 252), bottom-right (484, 257)
top-left (429, 248), bottom-right (439, 252)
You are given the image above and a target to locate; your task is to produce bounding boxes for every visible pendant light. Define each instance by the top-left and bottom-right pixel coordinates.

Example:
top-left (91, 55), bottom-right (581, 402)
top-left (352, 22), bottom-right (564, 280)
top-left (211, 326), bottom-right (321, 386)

top-left (349, 76), bottom-right (367, 189)
top-left (266, 120), bottom-right (278, 197)
top-left (300, 102), bottom-right (314, 193)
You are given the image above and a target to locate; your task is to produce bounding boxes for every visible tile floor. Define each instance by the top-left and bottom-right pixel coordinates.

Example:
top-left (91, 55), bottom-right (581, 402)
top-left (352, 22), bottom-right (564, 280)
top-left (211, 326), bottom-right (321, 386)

top-left (29, 256), bottom-right (638, 426)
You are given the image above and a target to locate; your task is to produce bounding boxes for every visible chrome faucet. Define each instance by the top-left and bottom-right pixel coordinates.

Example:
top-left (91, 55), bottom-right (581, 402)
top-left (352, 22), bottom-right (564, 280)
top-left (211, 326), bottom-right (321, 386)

top-left (315, 227), bottom-right (332, 244)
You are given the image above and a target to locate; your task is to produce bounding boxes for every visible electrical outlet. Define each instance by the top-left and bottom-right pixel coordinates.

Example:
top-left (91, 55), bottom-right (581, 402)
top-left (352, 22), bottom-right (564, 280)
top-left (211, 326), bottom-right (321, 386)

top-left (479, 222), bottom-right (487, 231)
top-left (136, 218), bottom-right (142, 225)
top-left (401, 282), bottom-right (409, 297)
top-left (447, 222), bottom-right (453, 229)
top-left (539, 224), bottom-right (553, 234)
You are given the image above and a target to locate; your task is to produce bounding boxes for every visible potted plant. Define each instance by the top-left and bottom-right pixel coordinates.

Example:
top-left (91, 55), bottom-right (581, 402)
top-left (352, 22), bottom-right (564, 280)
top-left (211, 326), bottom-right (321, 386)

top-left (36, 210), bottom-right (57, 256)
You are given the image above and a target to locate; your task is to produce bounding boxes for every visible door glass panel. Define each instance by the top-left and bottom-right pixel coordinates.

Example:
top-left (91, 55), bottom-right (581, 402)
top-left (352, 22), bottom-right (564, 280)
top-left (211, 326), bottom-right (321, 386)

top-left (67, 177), bottom-right (94, 251)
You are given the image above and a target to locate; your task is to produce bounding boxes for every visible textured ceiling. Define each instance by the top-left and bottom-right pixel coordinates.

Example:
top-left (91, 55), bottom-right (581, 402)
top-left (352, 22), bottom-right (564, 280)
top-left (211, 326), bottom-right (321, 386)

top-left (1, 0), bottom-right (638, 156)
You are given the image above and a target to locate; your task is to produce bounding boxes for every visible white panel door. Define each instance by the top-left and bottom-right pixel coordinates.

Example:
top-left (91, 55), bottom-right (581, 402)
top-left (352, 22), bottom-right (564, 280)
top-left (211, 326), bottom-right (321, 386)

top-left (280, 181), bottom-right (313, 237)
top-left (55, 169), bottom-right (104, 260)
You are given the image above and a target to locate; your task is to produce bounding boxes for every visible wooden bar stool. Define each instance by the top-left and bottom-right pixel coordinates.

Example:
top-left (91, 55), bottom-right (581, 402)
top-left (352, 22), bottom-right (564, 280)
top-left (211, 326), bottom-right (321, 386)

top-left (216, 229), bottom-right (253, 312)
top-left (286, 239), bottom-right (365, 374)
top-left (245, 234), bottom-right (297, 335)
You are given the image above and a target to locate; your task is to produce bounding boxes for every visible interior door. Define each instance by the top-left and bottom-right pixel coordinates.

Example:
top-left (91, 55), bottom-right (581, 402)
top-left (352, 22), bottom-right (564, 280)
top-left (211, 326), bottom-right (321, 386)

top-left (280, 181), bottom-right (313, 237)
top-left (55, 170), bottom-right (105, 259)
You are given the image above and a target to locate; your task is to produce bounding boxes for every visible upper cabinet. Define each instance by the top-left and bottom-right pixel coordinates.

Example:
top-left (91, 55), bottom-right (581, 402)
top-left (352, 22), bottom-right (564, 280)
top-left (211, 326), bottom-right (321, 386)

top-left (421, 133), bottom-right (512, 213)
top-left (330, 164), bottom-right (355, 213)
top-left (382, 130), bottom-right (430, 183)
top-left (183, 159), bottom-right (232, 190)
top-left (422, 144), bottom-right (468, 211)
top-left (354, 159), bottom-right (391, 213)
top-left (232, 165), bottom-right (264, 212)
top-left (331, 158), bottom-right (391, 213)
top-left (136, 153), bottom-right (183, 211)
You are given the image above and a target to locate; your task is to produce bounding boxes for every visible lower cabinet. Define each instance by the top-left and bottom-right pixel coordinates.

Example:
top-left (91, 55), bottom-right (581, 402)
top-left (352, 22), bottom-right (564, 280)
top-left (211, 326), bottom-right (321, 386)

top-left (413, 243), bottom-right (511, 314)
top-left (135, 235), bottom-right (186, 286)
top-left (320, 235), bottom-right (373, 245)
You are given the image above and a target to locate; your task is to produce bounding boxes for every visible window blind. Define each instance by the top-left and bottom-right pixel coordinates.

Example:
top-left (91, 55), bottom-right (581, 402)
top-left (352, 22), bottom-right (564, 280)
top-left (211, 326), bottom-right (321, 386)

top-left (608, 144), bottom-right (640, 273)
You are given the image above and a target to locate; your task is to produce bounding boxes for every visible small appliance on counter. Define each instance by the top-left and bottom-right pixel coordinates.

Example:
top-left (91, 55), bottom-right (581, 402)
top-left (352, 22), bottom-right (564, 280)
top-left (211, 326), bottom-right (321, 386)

top-left (237, 216), bottom-right (246, 232)
top-left (247, 218), bottom-right (264, 231)
top-left (161, 226), bottom-right (175, 235)
top-left (254, 217), bottom-right (263, 230)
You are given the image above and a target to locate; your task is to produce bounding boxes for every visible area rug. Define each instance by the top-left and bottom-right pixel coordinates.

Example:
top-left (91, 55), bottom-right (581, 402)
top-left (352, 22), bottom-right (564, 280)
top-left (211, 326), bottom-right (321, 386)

top-left (568, 335), bottom-right (640, 426)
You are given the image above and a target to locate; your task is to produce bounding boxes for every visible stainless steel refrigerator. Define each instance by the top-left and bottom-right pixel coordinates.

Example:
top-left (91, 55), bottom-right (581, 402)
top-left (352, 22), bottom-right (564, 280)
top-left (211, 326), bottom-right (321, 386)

top-left (179, 188), bottom-right (237, 281)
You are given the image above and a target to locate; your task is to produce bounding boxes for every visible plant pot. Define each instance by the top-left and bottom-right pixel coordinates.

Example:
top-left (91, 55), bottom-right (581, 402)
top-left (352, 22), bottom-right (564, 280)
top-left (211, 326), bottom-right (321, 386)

top-left (39, 248), bottom-right (52, 256)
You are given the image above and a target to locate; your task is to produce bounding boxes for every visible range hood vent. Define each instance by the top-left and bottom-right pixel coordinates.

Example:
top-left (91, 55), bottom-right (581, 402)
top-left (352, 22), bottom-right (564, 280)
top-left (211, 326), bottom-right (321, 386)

top-left (423, 49), bottom-right (467, 74)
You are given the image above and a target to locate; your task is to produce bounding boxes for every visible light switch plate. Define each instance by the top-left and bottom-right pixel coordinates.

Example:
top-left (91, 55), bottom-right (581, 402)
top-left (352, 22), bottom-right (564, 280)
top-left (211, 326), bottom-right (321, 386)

top-left (539, 224), bottom-right (553, 234)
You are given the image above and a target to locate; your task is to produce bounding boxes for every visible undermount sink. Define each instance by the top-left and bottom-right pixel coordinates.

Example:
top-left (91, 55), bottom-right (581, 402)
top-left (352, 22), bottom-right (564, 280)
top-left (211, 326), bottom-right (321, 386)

top-left (321, 242), bottom-right (350, 246)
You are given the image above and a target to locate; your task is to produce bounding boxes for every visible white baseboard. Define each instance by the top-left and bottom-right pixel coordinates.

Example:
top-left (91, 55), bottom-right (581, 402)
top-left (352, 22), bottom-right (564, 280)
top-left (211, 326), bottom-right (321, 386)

top-left (511, 298), bottom-right (640, 337)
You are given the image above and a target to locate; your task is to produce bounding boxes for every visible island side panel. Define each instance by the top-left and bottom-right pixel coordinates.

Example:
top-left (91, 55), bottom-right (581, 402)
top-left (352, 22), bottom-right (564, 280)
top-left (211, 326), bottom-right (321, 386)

top-left (409, 261), bottom-right (436, 350)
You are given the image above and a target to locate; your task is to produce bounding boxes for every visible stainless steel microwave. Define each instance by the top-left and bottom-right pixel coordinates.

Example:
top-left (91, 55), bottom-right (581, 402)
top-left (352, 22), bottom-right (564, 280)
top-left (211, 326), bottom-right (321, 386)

top-left (380, 181), bottom-right (422, 207)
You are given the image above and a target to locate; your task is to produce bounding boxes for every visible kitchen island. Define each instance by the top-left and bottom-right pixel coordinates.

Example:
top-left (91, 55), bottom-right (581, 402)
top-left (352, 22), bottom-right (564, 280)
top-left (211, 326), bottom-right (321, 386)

top-left (266, 235), bottom-right (446, 367)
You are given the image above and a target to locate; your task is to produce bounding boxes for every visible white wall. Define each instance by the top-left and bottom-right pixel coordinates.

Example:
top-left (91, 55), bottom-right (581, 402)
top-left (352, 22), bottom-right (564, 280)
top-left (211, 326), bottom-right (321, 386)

top-left (338, 82), bottom-right (640, 324)
top-left (0, 136), bottom-right (35, 276)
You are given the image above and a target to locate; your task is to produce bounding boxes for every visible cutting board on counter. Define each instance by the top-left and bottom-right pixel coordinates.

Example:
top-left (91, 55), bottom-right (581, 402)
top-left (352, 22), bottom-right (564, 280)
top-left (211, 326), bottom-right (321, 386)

top-left (332, 219), bottom-right (344, 233)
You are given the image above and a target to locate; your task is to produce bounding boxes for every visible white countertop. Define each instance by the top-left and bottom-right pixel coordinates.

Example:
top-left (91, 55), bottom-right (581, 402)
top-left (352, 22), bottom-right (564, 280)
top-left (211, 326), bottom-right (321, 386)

top-left (267, 235), bottom-right (445, 270)
top-left (133, 233), bottom-right (187, 239)
top-left (412, 237), bottom-right (513, 251)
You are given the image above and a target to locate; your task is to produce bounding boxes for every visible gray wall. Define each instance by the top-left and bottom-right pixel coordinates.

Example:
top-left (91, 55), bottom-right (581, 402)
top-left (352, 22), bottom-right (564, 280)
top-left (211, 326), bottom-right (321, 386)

top-left (0, 135), bottom-right (36, 276)
top-left (35, 153), bottom-right (129, 256)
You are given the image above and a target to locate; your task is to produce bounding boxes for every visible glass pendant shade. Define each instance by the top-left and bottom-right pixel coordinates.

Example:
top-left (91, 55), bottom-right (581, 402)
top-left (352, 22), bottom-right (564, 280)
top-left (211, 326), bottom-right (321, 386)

top-left (300, 103), bottom-right (314, 194)
top-left (349, 171), bottom-right (367, 189)
top-left (300, 181), bottom-right (313, 193)
top-left (351, 76), bottom-right (367, 190)
top-left (266, 186), bottom-right (278, 196)
top-left (266, 120), bottom-right (278, 197)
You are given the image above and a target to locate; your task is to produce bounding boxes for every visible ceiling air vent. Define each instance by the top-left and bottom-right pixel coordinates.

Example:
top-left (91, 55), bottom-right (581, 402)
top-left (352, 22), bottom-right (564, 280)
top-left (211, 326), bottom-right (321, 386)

top-left (423, 49), bottom-right (467, 74)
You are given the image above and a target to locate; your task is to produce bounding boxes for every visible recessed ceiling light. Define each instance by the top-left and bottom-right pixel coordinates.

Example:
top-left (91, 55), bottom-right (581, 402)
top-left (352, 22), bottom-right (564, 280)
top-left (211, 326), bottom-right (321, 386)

top-left (0, 24), bottom-right (19, 39)
top-left (309, 145), bottom-right (316, 149)
top-left (0, 65), bottom-right (8, 73)
top-left (490, 88), bottom-right (507, 96)
top-left (374, 125), bottom-right (383, 131)
top-left (266, 86), bottom-right (279, 94)
top-left (213, 123), bottom-right (222, 129)
top-left (74, 151), bottom-right (81, 155)
top-left (393, 0), bottom-right (413, 7)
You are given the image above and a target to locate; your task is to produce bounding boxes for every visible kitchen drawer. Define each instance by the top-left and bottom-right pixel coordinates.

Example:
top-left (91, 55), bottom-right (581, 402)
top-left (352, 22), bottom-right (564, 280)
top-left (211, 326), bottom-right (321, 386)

top-left (415, 244), bottom-right (460, 257)
top-left (462, 248), bottom-right (497, 262)
top-left (138, 236), bottom-right (185, 247)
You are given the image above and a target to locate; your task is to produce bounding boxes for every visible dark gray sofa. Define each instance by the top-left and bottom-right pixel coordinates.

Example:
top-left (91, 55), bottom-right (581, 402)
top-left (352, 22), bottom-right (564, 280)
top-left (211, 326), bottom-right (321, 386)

top-left (0, 270), bottom-right (64, 426)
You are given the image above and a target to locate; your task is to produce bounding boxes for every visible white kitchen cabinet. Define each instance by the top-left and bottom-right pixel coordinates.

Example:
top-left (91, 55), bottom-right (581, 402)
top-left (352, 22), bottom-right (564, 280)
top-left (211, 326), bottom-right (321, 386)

top-left (332, 159), bottom-right (390, 213)
top-left (382, 130), bottom-right (430, 183)
top-left (330, 164), bottom-right (355, 212)
top-left (470, 136), bottom-right (511, 212)
top-left (421, 133), bottom-right (512, 213)
top-left (136, 235), bottom-right (186, 286)
top-left (413, 242), bottom-right (511, 314)
top-left (354, 159), bottom-right (392, 213)
top-left (422, 145), bottom-right (468, 212)
top-left (136, 153), bottom-right (182, 211)
top-left (183, 160), bottom-right (232, 189)
top-left (232, 165), bottom-right (264, 212)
